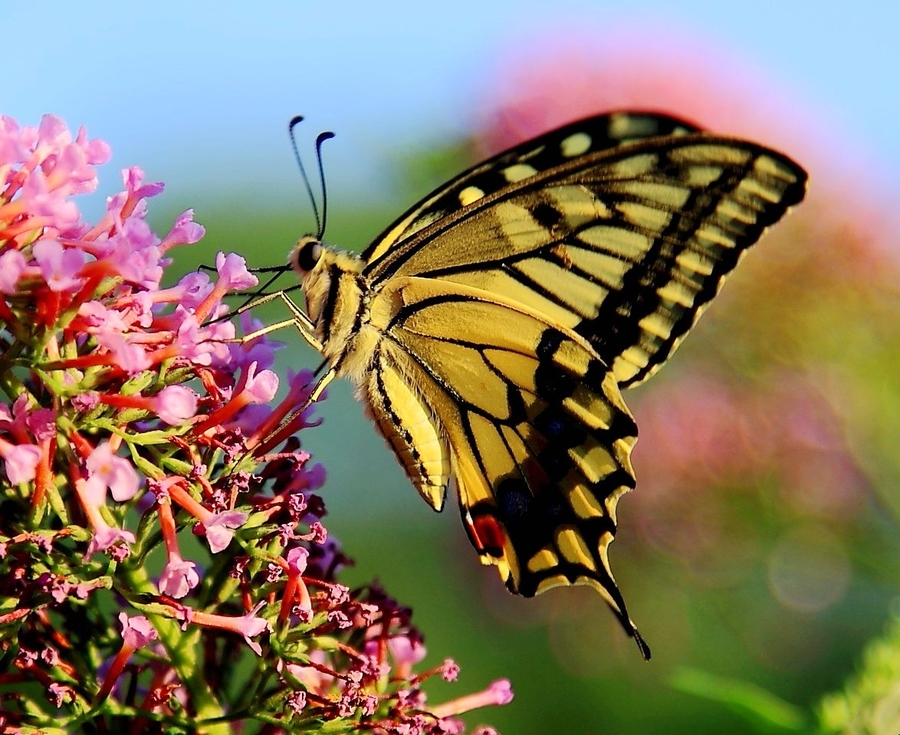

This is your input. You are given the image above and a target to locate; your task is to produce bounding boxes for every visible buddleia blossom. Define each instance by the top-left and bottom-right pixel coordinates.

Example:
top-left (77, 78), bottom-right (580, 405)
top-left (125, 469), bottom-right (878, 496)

top-left (0, 115), bottom-right (510, 733)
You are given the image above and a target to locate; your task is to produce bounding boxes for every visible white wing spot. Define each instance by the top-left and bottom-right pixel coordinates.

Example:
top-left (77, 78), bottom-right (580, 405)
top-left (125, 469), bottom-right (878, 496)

top-left (560, 132), bottom-right (591, 157)
top-left (638, 311), bottom-right (674, 340)
top-left (737, 175), bottom-right (783, 203)
top-left (675, 249), bottom-right (715, 276)
top-left (503, 163), bottom-right (538, 182)
top-left (458, 185), bottom-right (485, 206)
top-left (657, 281), bottom-right (697, 308)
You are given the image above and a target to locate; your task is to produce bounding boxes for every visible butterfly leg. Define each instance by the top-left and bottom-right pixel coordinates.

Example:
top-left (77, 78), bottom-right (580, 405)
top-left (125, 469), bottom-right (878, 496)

top-left (245, 366), bottom-right (337, 455)
top-left (231, 290), bottom-right (324, 354)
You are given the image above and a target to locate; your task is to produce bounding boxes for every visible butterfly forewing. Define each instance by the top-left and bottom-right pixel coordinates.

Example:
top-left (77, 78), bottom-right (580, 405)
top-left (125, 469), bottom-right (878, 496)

top-left (363, 130), bottom-right (807, 388)
top-left (361, 111), bottom-right (700, 269)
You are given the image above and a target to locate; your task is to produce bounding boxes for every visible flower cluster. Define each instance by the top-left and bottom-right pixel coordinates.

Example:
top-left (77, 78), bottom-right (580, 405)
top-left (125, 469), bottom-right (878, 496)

top-left (0, 116), bottom-right (510, 733)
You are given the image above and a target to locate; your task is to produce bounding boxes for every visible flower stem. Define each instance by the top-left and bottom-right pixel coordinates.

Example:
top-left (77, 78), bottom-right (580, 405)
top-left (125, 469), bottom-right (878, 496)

top-left (117, 561), bottom-right (232, 734)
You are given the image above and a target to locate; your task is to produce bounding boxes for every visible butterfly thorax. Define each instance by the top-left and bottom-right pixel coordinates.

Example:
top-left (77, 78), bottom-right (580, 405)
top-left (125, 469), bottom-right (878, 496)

top-left (292, 236), bottom-right (453, 509)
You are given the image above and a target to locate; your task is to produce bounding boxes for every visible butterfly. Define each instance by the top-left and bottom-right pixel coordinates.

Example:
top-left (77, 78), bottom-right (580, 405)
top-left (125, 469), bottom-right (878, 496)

top-left (282, 111), bottom-right (807, 658)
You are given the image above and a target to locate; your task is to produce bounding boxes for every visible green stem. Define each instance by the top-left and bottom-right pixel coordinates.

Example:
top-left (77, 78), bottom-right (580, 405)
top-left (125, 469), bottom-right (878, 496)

top-left (118, 561), bottom-right (233, 734)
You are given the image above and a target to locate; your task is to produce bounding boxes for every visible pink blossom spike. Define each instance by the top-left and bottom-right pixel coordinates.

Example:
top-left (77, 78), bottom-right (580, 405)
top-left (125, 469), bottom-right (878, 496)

top-left (0, 113), bottom-right (512, 733)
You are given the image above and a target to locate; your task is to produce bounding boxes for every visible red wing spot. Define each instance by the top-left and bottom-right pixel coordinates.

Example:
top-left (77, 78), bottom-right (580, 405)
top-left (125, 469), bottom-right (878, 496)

top-left (467, 512), bottom-right (506, 559)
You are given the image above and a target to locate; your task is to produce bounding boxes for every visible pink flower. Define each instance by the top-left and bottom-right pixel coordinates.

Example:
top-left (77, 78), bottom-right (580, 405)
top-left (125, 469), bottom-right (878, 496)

top-left (153, 385), bottom-right (198, 426)
top-left (75, 447), bottom-right (137, 559)
top-left (287, 546), bottom-right (309, 573)
top-left (215, 251), bottom-right (257, 292)
top-left (96, 332), bottom-right (152, 374)
top-left (0, 438), bottom-right (41, 484)
top-left (163, 480), bottom-right (247, 554)
top-left (153, 271), bottom-right (214, 310)
top-left (160, 210), bottom-right (205, 252)
top-left (95, 614), bottom-right (158, 702)
top-left (246, 369), bottom-right (320, 452)
top-left (119, 613), bottom-right (157, 649)
top-left (230, 311), bottom-right (281, 370)
top-left (122, 166), bottom-right (164, 201)
top-left (193, 361), bottom-right (279, 436)
top-left (25, 408), bottom-right (55, 442)
top-left (47, 682), bottom-right (76, 708)
top-left (202, 510), bottom-right (248, 554)
top-left (0, 115), bottom-right (28, 163)
top-left (32, 238), bottom-right (86, 293)
top-left (192, 252), bottom-right (257, 323)
top-left (286, 689), bottom-right (307, 714)
top-left (441, 659), bottom-right (460, 683)
top-left (431, 679), bottom-right (514, 718)
top-left (159, 558), bottom-right (201, 599)
top-left (0, 249), bottom-right (26, 293)
top-left (188, 602), bottom-right (270, 656)
top-left (114, 239), bottom-right (164, 289)
top-left (388, 635), bottom-right (427, 674)
top-left (243, 363), bottom-right (279, 403)
top-left (153, 490), bottom-right (201, 599)
top-left (84, 524), bottom-right (136, 561)
top-left (85, 441), bottom-right (141, 502)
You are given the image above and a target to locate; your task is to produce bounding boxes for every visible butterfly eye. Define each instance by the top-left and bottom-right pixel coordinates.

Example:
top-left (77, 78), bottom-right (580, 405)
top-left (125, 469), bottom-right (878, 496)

top-left (293, 236), bottom-right (323, 272)
top-left (292, 236), bottom-right (323, 274)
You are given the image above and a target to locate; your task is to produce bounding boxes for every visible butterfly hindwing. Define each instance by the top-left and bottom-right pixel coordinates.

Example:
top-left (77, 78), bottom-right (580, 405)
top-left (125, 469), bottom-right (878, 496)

top-left (364, 276), bottom-right (645, 650)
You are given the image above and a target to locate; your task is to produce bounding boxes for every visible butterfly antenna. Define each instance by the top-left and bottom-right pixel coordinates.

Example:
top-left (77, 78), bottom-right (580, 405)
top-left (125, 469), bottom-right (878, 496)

top-left (289, 115), bottom-right (322, 237)
top-left (314, 131), bottom-right (335, 240)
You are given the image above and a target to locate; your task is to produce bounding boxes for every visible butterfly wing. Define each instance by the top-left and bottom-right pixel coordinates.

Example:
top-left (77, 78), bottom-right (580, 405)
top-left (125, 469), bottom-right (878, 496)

top-left (362, 114), bottom-right (807, 388)
top-left (319, 112), bottom-right (806, 655)
top-left (363, 275), bottom-right (648, 655)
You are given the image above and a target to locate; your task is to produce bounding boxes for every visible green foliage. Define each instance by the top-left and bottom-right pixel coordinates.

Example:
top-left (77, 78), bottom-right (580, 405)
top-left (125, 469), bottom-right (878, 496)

top-left (671, 667), bottom-right (807, 732)
top-left (818, 616), bottom-right (900, 735)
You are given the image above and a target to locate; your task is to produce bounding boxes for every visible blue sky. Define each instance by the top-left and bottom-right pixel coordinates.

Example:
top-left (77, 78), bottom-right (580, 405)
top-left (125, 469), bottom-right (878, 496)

top-left (7, 2), bottom-right (900, 204)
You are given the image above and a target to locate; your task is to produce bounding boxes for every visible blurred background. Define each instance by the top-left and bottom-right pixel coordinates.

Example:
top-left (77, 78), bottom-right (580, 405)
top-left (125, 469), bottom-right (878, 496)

top-left (8, 2), bottom-right (900, 732)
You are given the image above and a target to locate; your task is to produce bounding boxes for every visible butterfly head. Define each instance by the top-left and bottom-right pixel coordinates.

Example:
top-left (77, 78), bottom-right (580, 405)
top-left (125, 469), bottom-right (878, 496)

top-left (289, 235), bottom-right (366, 347)
top-left (289, 234), bottom-right (329, 326)
top-left (291, 234), bottom-right (324, 275)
